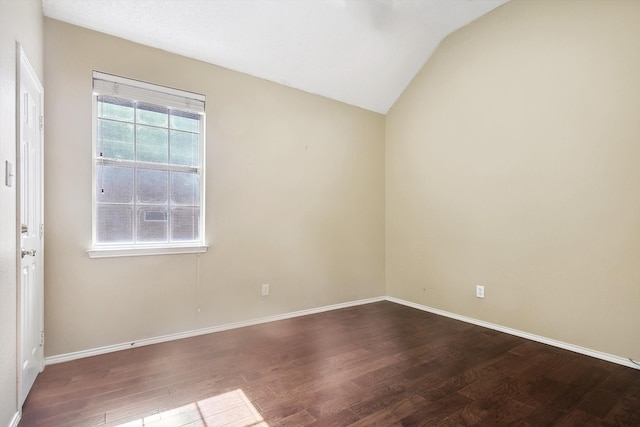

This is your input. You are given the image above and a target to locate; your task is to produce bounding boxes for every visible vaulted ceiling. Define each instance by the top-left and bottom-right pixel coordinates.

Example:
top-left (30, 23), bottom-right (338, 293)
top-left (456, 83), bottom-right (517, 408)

top-left (41, 0), bottom-right (508, 114)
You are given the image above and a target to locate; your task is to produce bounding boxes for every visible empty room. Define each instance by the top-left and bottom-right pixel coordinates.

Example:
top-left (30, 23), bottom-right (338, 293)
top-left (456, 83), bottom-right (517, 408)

top-left (1, 0), bottom-right (639, 426)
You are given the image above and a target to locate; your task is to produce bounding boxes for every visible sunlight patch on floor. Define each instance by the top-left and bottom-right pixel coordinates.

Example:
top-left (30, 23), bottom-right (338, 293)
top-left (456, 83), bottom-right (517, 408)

top-left (116, 388), bottom-right (269, 427)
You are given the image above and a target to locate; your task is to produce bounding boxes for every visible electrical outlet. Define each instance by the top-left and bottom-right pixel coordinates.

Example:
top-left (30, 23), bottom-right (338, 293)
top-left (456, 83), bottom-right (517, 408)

top-left (476, 285), bottom-right (485, 298)
top-left (261, 283), bottom-right (270, 296)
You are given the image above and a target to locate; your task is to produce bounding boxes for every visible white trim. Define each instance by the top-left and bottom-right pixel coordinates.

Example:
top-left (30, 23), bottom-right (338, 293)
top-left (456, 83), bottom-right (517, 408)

top-left (87, 244), bottom-right (208, 258)
top-left (386, 297), bottom-right (640, 370)
top-left (44, 295), bottom-right (638, 370)
top-left (9, 411), bottom-right (20, 427)
top-left (45, 296), bottom-right (386, 365)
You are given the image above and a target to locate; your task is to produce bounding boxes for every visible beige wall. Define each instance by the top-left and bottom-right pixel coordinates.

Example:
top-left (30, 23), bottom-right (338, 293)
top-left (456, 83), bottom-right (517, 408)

top-left (0, 0), bottom-right (43, 423)
top-left (387, 0), bottom-right (640, 360)
top-left (43, 18), bottom-right (385, 357)
top-left (41, 0), bottom-right (640, 365)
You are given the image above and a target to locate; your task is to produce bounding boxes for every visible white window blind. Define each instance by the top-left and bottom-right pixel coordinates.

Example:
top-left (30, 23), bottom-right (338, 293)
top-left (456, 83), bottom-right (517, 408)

top-left (89, 71), bottom-right (207, 257)
top-left (93, 72), bottom-right (205, 113)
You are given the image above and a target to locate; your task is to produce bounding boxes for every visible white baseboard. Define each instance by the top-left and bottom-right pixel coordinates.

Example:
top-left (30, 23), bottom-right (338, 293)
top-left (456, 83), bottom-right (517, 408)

top-left (45, 296), bottom-right (386, 365)
top-left (8, 412), bottom-right (20, 427)
top-left (45, 295), bottom-right (638, 371)
top-left (386, 296), bottom-right (640, 370)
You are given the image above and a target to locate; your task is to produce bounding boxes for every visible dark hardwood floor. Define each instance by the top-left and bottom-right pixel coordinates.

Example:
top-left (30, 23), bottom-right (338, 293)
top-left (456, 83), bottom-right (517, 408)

top-left (19, 301), bottom-right (640, 426)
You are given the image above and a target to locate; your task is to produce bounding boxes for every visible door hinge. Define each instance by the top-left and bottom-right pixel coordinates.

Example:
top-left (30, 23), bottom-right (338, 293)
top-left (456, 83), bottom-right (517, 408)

top-left (40, 223), bottom-right (44, 238)
top-left (40, 115), bottom-right (44, 131)
top-left (40, 331), bottom-right (44, 347)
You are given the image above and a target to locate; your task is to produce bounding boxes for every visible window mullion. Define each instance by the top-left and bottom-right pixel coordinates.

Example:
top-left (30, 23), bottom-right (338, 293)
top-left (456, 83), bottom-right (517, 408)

top-left (133, 102), bottom-right (138, 245)
top-left (97, 159), bottom-right (196, 173)
top-left (167, 110), bottom-right (172, 244)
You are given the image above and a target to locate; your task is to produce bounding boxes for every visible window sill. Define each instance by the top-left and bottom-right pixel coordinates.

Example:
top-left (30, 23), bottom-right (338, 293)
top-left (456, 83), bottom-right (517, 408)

top-left (87, 244), bottom-right (208, 259)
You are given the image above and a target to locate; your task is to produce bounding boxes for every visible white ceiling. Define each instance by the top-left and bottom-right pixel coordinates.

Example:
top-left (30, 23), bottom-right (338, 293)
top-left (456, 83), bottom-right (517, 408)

top-left (41, 0), bottom-right (508, 114)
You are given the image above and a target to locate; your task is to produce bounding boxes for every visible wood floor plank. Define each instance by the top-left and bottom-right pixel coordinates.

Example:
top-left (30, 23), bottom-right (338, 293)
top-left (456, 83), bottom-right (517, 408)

top-left (399, 392), bottom-right (475, 427)
top-left (19, 301), bottom-right (640, 426)
top-left (443, 398), bottom-right (536, 426)
top-left (349, 392), bottom-right (429, 427)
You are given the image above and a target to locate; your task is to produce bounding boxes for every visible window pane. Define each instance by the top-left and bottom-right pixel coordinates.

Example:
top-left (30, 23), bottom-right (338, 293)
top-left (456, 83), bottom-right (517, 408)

top-left (96, 165), bottom-right (134, 203)
top-left (137, 206), bottom-right (168, 243)
top-left (171, 172), bottom-right (200, 206)
top-left (136, 125), bottom-right (168, 164)
top-left (96, 204), bottom-right (134, 244)
top-left (137, 169), bottom-right (168, 204)
top-left (137, 103), bottom-right (168, 127)
top-left (170, 110), bottom-right (200, 133)
top-left (170, 130), bottom-right (199, 167)
top-left (97, 96), bottom-right (134, 122)
top-left (171, 207), bottom-right (200, 242)
top-left (98, 119), bottom-right (134, 160)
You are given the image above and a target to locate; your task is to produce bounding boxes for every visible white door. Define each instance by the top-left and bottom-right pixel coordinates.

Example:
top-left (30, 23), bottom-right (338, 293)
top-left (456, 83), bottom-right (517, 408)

top-left (17, 46), bottom-right (44, 407)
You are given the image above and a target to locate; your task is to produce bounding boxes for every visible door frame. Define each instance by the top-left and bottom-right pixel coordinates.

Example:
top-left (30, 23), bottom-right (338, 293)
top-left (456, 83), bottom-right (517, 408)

top-left (16, 43), bottom-right (45, 408)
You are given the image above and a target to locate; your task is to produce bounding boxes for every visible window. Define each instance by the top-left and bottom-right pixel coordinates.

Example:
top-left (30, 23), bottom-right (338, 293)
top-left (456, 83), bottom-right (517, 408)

top-left (88, 72), bottom-right (207, 258)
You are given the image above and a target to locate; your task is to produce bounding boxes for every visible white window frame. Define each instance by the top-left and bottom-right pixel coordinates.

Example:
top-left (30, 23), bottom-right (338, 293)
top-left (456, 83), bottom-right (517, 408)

top-left (87, 71), bottom-right (207, 258)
